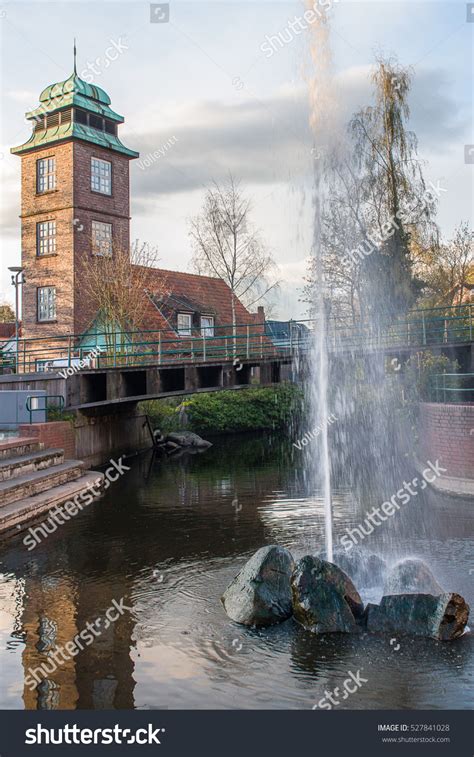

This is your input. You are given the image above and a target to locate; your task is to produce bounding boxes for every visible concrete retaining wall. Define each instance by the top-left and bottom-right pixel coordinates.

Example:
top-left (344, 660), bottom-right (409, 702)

top-left (73, 409), bottom-right (152, 468)
top-left (20, 410), bottom-right (152, 468)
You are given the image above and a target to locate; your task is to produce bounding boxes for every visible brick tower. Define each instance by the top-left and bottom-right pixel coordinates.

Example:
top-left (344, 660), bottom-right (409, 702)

top-left (11, 68), bottom-right (139, 347)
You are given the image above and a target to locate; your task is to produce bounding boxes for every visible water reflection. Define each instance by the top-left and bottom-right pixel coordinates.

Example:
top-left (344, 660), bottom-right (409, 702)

top-left (0, 434), bottom-right (472, 710)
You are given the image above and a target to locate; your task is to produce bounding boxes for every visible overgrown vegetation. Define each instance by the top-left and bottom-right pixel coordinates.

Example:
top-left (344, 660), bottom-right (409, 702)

top-left (141, 384), bottom-right (304, 435)
top-left (46, 407), bottom-right (75, 424)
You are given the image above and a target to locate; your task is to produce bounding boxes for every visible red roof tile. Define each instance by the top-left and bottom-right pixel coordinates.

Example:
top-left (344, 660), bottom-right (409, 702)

top-left (129, 266), bottom-right (272, 361)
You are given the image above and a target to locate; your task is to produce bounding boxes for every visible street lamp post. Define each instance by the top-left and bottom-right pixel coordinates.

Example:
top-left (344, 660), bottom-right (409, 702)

top-left (8, 266), bottom-right (25, 373)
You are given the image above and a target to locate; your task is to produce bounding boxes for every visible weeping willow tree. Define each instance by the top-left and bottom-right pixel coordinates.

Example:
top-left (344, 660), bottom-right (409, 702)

top-left (349, 55), bottom-right (429, 320)
top-left (304, 55), bottom-right (435, 324)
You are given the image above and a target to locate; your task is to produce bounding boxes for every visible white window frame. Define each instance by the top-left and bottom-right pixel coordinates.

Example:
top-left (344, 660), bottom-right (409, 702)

top-left (37, 286), bottom-right (57, 322)
top-left (91, 220), bottom-right (113, 256)
top-left (200, 315), bottom-right (215, 337)
top-left (37, 157), bottom-right (56, 193)
top-left (177, 312), bottom-right (192, 336)
top-left (37, 220), bottom-right (56, 256)
top-left (91, 157), bottom-right (112, 195)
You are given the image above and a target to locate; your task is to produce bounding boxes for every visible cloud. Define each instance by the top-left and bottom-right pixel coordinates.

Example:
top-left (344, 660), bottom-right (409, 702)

top-left (126, 64), bottom-right (468, 209)
top-left (0, 156), bottom-right (21, 238)
top-left (409, 68), bottom-right (470, 152)
top-left (127, 89), bottom-right (313, 206)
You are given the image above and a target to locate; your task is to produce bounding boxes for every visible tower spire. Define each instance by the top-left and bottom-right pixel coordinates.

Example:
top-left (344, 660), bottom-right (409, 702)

top-left (73, 38), bottom-right (77, 75)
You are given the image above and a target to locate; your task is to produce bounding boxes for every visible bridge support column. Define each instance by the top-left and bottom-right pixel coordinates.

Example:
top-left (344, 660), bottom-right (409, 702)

top-left (259, 362), bottom-right (271, 385)
top-left (146, 368), bottom-right (162, 395)
top-left (74, 406), bottom-right (151, 468)
top-left (185, 366), bottom-right (199, 391)
top-left (222, 365), bottom-right (236, 387)
top-left (107, 372), bottom-right (125, 401)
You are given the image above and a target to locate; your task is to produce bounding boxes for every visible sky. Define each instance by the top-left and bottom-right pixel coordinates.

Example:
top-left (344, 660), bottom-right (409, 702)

top-left (0, 0), bottom-right (472, 319)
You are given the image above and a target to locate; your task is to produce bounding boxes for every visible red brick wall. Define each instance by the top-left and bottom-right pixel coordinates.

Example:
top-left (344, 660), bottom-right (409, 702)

top-left (18, 139), bottom-right (132, 343)
top-left (19, 421), bottom-right (76, 460)
top-left (72, 142), bottom-right (131, 335)
top-left (419, 402), bottom-right (474, 480)
top-left (20, 143), bottom-right (75, 341)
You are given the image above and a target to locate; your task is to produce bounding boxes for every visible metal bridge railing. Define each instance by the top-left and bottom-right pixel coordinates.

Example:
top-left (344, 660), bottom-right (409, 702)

top-left (1, 303), bottom-right (473, 374)
top-left (428, 373), bottom-right (474, 404)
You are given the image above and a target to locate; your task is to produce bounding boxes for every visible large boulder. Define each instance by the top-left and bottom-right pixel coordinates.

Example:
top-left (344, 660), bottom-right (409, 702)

top-left (221, 545), bottom-right (294, 627)
top-left (366, 593), bottom-right (469, 641)
top-left (291, 556), bottom-right (364, 634)
top-left (384, 558), bottom-right (444, 596)
top-left (166, 431), bottom-right (212, 449)
top-left (332, 547), bottom-right (387, 589)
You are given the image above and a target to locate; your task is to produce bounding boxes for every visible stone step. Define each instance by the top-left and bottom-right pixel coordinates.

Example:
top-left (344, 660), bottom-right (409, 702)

top-left (0, 471), bottom-right (105, 535)
top-left (0, 437), bottom-right (42, 460)
top-left (0, 448), bottom-right (64, 482)
top-left (0, 461), bottom-right (84, 507)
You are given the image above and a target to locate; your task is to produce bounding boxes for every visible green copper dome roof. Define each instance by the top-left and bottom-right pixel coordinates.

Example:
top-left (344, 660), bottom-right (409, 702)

top-left (39, 73), bottom-right (111, 106)
top-left (11, 70), bottom-right (139, 158)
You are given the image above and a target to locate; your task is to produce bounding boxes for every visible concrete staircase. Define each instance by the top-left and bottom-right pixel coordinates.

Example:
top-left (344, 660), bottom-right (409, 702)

top-left (0, 436), bottom-right (104, 534)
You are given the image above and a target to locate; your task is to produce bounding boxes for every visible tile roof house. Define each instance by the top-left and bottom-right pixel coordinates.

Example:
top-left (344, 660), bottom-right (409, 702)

top-left (142, 268), bottom-right (260, 331)
top-left (78, 266), bottom-right (270, 364)
top-left (11, 66), bottom-right (274, 365)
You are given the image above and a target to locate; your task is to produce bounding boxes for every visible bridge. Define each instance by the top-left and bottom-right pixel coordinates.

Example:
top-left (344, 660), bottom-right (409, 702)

top-left (0, 303), bottom-right (473, 412)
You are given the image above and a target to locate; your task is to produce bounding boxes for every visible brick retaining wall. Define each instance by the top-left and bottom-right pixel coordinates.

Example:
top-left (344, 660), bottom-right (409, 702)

top-left (19, 421), bottom-right (76, 460)
top-left (419, 402), bottom-right (474, 480)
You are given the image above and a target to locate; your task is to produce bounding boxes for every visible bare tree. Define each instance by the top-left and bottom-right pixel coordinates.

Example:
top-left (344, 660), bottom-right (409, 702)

top-left (418, 222), bottom-right (474, 307)
top-left (78, 240), bottom-right (162, 353)
top-left (189, 176), bottom-right (279, 340)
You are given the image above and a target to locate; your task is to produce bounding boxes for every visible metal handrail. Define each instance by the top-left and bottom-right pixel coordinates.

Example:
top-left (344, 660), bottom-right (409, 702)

top-left (25, 394), bottom-right (65, 423)
top-left (429, 373), bottom-right (474, 404)
top-left (3, 302), bottom-right (473, 373)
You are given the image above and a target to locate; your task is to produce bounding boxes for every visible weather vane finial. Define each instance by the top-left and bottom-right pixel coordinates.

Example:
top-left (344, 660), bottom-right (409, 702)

top-left (73, 38), bottom-right (77, 75)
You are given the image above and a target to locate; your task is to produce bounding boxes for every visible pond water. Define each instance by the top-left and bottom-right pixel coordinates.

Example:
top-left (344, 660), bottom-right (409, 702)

top-left (0, 435), bottom-right (472, 710)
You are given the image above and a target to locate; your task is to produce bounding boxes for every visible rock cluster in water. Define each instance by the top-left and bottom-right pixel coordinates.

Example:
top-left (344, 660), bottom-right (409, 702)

top-left (221, 546), bottom-right (294, 626)
top-left (221, 546), bottom-right (470, 641)
top-left (292, 555), bottom-right (364, 633)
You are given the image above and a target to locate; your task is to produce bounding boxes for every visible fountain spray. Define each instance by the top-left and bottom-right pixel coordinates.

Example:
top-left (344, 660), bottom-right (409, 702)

top-left (305, 1), bottom-right (338, 562)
